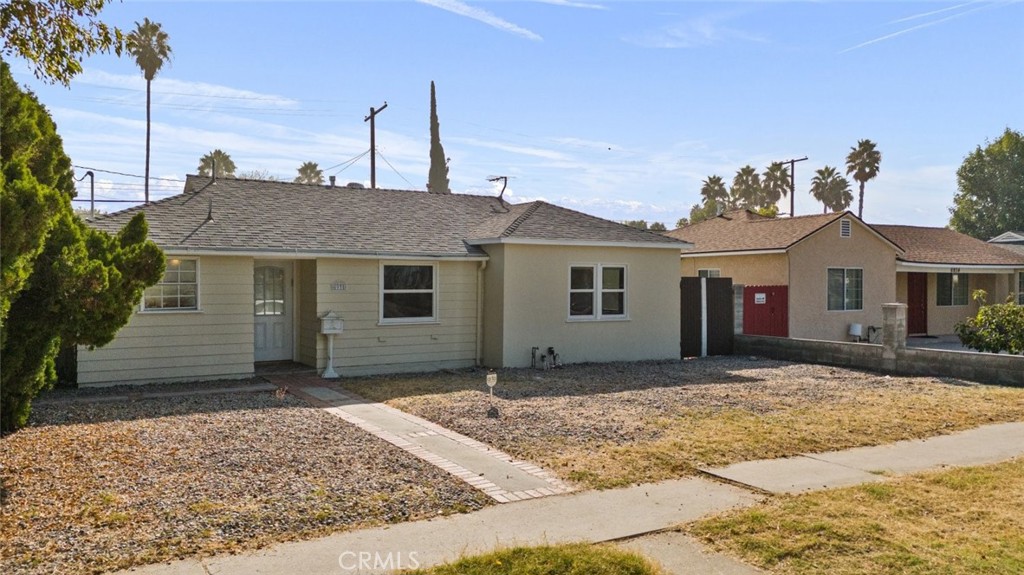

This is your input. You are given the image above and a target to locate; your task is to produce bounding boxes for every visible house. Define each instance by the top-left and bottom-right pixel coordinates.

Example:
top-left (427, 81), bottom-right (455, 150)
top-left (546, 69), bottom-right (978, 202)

top-left (666, 210), bottom-right (1024, 341)
top-left (78, 176), bottom-right (690, 385)
top-left (874, 225), bottom-right (1024, 334)
top-left (989, 231), bottom-right (1024, 304)
top-left (666, 210), bottom-right (902, 341)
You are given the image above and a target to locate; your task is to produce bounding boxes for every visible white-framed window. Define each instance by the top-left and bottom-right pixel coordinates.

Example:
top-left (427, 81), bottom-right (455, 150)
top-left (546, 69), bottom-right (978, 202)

top-left (827, 267), bottom-right (863, 311)
top-left (937, 272), bottom-right (969, 306)
top-left (569, 264), bottom-right (627, 320)
top-left (254, 265), bottom-right (285, 316)
top-left (1018, 272), bottom-right (1024, 305)
top-left (698, 268), bottom-right (721, 278)
top-left (142, 258), bottom-right (199, 311)
top-left (380, 263), bottom-right (437, 324)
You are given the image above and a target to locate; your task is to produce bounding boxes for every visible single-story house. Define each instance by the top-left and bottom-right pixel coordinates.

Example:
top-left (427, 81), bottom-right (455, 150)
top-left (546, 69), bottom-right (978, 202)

top-left (989, 231), bottom-right (1024, 303)
top-left (79, 176), bottom-right (690, 385)
top-left (666, 210), bottom-right (1024, 341)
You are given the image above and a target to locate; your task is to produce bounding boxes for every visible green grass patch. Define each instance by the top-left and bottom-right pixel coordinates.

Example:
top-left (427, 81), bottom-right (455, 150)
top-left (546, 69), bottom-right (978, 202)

top-left (688, 459), bottom-right (1024, 574)
top-left (406, 544), bottom-right (663, 575)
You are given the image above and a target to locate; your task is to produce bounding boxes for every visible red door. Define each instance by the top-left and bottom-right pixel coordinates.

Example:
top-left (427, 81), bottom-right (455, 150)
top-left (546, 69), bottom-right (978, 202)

top-left (743, 286), bottom-right (789, 337)
top-left (907, 273), bottom-right (928, 335)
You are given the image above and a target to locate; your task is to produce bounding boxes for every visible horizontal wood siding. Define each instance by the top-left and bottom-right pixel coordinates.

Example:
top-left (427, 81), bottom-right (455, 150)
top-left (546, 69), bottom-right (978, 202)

top-left (78, 256), bottom-right (255, 385)
top-left (315, 259), bottom-right (478, 375)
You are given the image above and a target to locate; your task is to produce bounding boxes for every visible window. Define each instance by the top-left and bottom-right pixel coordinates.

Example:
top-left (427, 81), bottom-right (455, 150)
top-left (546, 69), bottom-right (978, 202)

top-left (1019, 272), bottom-right (1024, 305)
top-left (569, 265), bottom-right (627, 319)
top-left (937, 273), bottom-right (969, 306)
top-left (698, 269), bottom-right (721, 278)
top-left (380, 264), bottom-right (436, 323)
top-left (827, 268), bottom-right (863, 311)
top-left (143, 258), bottom-right (198, 311)
top-left (840, 219), bottom-right (852, 238)
top-left (254, 266), bottom-right (285, 316)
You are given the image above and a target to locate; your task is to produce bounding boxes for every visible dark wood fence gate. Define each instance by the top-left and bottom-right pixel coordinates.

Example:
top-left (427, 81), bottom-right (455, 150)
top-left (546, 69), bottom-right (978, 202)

top-left (681, 277), bottom-right (734, 358)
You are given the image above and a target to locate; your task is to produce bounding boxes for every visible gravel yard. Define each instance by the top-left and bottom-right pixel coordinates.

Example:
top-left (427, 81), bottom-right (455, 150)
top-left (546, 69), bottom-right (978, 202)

top-left (343, 357), bottom-right (1024, 489)
top-left (0, 386), bottom-right (490, 575)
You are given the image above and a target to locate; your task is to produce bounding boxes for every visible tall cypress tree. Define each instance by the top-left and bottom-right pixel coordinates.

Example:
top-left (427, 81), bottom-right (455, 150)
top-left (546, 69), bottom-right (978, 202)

top-left (427, 81), bottom-right (450, 194)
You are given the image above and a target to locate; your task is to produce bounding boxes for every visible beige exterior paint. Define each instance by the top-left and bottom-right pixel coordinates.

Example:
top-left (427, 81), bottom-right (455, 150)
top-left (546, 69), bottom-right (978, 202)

top-left (297, 259), bottom-right (318, 366)
top-left (895, 270), bottom-right (1019, 335)
top-left (680, 253), bottom-right (788, 285)
top-left (482, 244), bottom-right (680, 368)
top-left (315, 258), bottom-right (479, 376)
top-left (78, 255), bottom-right (255, 385)
top-left (788, 219), bottom-right (898, 341)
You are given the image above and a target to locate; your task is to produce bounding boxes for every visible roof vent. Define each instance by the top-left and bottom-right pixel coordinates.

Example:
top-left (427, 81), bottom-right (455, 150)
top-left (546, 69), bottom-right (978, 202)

top-left (346, 182), bottom-right (365, 189)
top-left (328, 175), bottom-right (336, 189)
top-left (840, 218), bottom-right (852, 238)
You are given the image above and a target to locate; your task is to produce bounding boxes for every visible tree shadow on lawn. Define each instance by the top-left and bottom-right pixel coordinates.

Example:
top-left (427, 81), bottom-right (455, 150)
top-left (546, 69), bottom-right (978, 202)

top-left (339, 357), bottom-right (794, 403)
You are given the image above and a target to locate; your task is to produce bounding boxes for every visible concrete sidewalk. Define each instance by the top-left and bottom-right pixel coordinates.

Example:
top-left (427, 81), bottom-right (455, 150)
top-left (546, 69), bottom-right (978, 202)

top-left (114, 476), bottom-right (760, 575)
top-left (701, 421), bottom-right (1024, 494)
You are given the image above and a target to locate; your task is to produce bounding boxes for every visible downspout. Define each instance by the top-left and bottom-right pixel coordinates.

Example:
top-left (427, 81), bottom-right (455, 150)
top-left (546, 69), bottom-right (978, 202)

top-left (476, 260), bottom-right (488, 366)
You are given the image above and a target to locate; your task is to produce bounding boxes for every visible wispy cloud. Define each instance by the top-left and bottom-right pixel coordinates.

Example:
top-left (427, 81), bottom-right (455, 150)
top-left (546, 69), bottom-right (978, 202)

top-left (417, 0), bottom-right (543, 41)
top-left (76, 70), bottom-right (300, 108)
top-left (532, 0), bottom-right (607, 10)
top-left (841, 0), bottom-right (1006, 53)
top-left (624, 11), bottom-right (765, 49)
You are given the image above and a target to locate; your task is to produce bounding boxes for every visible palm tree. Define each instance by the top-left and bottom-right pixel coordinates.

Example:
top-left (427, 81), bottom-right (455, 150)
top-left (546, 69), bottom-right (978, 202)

top-left (730, 165), bottom-right (762, 208)
top-left (762, 162), bottom-right (790, 211)
top-left (845, 139), bottom-right (881, 219)
top-left (126, 18), bottom-right (172, 204)
top-left (809, 166), bottom-right (853, 214)
top-left (295, 161), bottom-right (324, 185)
top-left (700, 174), bottom-right (729, 206)
top-left (197, 149), bottom-right (236, 178)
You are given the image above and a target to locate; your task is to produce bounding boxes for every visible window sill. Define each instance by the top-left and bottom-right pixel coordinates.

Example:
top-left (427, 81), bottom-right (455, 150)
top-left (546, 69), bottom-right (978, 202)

top-left (377, 319), bottom-right (440, 327)
top-left (566, 316), bottom-right (630, 323)
top-left (139, 308), bottom-right (203, 314)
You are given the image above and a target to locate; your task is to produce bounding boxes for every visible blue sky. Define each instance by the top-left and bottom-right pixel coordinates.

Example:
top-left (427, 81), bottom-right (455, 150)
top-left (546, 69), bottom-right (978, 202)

top-left (12, 0), bottom-right (1024, 227)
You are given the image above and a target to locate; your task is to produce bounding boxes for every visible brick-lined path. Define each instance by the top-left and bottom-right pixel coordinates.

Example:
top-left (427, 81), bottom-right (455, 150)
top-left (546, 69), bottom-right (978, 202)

top-left (268, 373), bottom-right (573, 503)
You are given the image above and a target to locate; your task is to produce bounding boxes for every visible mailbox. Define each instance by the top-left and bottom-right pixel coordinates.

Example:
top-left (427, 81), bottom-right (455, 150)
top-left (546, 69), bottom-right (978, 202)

top-left (320, 311), bottom-right (344, 335)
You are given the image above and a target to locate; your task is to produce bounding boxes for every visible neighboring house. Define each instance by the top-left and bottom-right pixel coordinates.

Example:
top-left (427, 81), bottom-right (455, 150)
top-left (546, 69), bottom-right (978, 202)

top-left (667, 210), bottom-right (1024, 341)
top-left (666, 210), bottom-right (902, 341)
top-left (874, 225), bottom-right (1024, 333)
top-left (989, 231), bottom-right (1024, 304)
top-left (79, 176), bottom-right (690, 385)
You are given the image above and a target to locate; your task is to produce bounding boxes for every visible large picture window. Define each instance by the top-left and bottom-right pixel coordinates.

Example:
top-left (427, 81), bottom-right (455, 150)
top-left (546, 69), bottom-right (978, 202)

top-left (569, 264), bottom-right (627, 320)
top-left (827, 268), bottom-right (863, 311)
top-left (381, 264), bottom-right (436, 323)
top-left (143, 258), bottom-right (198, 311)
top-left (937, 273), bottom-right (969, 306)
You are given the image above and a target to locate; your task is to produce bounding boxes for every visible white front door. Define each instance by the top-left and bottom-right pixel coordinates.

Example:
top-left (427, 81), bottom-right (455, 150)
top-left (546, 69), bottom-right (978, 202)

top-left (254, 261), bottom-right (293, 362)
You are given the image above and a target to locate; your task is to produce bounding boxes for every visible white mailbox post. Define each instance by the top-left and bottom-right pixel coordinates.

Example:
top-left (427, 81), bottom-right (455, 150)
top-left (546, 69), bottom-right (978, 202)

top-left (319, 311), bottom-right (344, 379)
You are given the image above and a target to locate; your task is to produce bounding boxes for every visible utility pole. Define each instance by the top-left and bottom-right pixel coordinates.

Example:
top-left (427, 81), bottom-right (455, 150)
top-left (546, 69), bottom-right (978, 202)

top-left (75, 170), bottom-right (95, 218)
top-left (777, 156), bottom-right (808, 217)
top-left (364, 101), bottom-right (388, 189)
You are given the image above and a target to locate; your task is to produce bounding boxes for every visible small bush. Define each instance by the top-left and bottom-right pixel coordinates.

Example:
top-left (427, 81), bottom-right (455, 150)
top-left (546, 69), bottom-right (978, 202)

top-left (955, 291), bottom-right (1024, 354)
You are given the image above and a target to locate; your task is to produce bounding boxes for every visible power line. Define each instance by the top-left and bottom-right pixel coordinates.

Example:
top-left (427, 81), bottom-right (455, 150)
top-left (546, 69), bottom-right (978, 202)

top-left (324, 149), bottom-right (371, 174)
top-left (375, 149), bottom-right (415, 189)
top-left (72, 165), bottom-right (184, 182)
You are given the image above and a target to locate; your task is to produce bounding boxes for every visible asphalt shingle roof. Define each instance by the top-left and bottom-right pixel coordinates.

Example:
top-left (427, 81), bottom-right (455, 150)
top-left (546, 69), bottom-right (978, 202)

top-left (873, 225), bottom-right (1024, 266)
top-left (89, 176), bottom-right (687, 257)
top-left (665, 210), bottom-right (849, 254)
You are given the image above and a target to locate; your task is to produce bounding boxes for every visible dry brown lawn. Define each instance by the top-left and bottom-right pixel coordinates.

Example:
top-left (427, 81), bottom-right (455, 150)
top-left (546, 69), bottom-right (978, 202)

top-left (0, 385), bottom-right (490, 575)
top-left (343, 357), bottom-right (1024, 489)
top-left (687, 458), bottom-right (1024, 574)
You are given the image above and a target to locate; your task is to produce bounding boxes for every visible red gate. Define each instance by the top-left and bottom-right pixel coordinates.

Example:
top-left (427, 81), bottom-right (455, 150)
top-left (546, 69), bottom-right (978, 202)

top-left (743, 285), bottom-right (789, 337)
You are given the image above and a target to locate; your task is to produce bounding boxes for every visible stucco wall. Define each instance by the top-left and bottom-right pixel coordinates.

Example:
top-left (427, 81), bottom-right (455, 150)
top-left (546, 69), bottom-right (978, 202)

top-left (78, 255), bottom-right (255, 385)
top-left (788, 219), bottom-right (897, 341)
top-left (680, 253), bottom-right (788, 285)
top-left (481, 245), bottom-right (506, 367)
top-left (484, 244), bottom-right (680, 368)
top-left (315, 258), bottom-right (479, 376)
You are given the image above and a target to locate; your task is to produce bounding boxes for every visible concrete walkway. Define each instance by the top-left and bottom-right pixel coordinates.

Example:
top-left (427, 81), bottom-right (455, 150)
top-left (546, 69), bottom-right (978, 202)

top-left (272, 374), bottom-right (572, 503)
top-left (700, 421), bottom-right (1024, 494)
